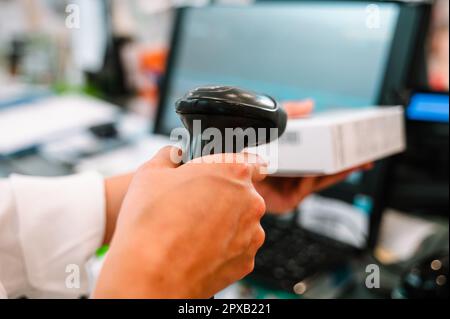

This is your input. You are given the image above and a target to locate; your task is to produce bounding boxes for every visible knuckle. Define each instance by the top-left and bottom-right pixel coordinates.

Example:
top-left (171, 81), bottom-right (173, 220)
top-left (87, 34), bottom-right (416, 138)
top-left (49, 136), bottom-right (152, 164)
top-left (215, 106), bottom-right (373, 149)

top-left (243, 259), bottom-right (256, 275)
top-left (232, 162), bottom-right (251, 179)
top-left (254, 226), bottom-right (266, 249)
top-left (137, 161), bottom-right (155, 173)
top-left (252, 194), bottom-right (267, 218)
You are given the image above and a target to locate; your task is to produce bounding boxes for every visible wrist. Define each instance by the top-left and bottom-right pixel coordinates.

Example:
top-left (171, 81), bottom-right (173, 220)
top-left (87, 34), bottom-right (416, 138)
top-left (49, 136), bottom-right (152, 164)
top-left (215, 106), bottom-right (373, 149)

top-left (103, 173), bottom-right (134, 244)
top-left (94, 227), bottom-right (198, 299)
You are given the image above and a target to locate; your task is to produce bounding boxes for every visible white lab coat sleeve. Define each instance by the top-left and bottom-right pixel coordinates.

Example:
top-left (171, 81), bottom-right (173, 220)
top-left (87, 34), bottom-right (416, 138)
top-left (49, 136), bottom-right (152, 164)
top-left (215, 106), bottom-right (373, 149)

top-left (0, 173), bottom-right (105, 298)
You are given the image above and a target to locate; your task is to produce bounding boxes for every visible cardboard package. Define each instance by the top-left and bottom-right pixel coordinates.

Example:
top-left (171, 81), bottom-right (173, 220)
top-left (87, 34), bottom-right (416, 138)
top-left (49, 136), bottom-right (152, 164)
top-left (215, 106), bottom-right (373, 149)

top-left (249, 106), bottom-right (406, 176)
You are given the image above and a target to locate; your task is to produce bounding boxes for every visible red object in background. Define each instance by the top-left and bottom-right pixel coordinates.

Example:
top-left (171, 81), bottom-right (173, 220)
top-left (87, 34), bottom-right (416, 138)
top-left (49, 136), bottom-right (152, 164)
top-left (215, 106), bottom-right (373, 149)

top-left (138, 49), bottom-right (168, 105)
top-left (140, 49), bottom-right (167, 75)
top-left (429, 73), bottom-right (449, 92)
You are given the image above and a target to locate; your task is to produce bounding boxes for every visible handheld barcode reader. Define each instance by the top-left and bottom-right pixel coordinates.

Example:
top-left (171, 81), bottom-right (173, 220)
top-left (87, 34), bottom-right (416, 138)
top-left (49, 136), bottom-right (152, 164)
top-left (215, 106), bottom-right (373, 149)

top-left (176, 86), bottom-right (288, 161)
top-left (176, 86), bottom-right (287, 298)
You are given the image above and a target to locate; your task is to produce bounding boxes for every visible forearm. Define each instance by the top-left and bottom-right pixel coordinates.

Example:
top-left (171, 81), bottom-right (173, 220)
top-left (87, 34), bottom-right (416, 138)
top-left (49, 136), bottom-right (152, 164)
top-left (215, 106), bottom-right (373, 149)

top-left (103, 173), bottom-right (134, 245)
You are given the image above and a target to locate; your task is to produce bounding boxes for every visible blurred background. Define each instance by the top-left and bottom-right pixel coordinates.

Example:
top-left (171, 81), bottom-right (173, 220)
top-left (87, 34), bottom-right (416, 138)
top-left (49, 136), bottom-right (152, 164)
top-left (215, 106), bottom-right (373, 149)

top-left (0, 0), bottom-right (448, 299)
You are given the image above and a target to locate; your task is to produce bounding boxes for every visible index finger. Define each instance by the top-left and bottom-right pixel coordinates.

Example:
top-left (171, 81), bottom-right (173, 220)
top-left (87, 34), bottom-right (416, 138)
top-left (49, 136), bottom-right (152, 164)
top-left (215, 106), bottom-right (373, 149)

top-left (242, 152), bottom-right (268, 183)
top-left (283, 99), bottom-right (314, 119)
top-left (313, 162), bottom-right (374, 192)
top-left (189, 152), bottom-right (268, 182)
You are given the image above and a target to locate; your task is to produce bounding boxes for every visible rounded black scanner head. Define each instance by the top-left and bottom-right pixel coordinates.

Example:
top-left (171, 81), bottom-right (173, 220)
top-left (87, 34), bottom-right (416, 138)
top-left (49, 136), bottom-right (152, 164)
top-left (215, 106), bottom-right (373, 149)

top-left (176, 86), bottom-right (287, 158)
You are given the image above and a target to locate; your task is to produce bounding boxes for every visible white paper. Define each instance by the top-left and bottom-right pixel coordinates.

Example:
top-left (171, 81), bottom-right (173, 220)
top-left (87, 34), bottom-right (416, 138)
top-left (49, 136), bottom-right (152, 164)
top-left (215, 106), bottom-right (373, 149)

top-left (75, 135), bottom-right (171, 176)
top-left (298, 195), bottom-right (369, 249)
top-left (376, 209), bottom-right (436, 263)
top-left (0, 95), bottom-right (118, 154)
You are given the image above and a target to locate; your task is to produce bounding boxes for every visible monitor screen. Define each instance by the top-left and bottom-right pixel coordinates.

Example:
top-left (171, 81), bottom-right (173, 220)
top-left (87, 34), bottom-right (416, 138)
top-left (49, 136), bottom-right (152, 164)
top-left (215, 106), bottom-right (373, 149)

top-left (158, 2), bottom-right (401, 134)
top-left (407, 92), bottom-right (450, 123)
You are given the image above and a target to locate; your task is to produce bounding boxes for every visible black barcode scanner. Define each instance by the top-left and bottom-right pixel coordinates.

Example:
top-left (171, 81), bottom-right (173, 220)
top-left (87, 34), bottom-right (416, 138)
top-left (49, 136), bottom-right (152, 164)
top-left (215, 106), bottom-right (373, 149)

top-left (176, 86), bottom-right (287, 160)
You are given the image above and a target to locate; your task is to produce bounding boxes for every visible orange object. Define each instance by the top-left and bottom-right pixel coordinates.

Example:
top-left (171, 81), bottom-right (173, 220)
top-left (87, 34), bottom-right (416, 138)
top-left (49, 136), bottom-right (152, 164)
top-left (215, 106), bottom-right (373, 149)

top-left (138, 48), bottom-right (169, 106)
top-left (140, 49), bottom-right (168, 75)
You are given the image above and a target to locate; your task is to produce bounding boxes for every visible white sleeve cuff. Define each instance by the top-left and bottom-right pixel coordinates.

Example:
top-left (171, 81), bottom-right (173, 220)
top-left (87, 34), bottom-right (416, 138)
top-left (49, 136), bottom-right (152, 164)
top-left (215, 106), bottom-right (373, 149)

top-left (10, 172), bottom-right (105, 297)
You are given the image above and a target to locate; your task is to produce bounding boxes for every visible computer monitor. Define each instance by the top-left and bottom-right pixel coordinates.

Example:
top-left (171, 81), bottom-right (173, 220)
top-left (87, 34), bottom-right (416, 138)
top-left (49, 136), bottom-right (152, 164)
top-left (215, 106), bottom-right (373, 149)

top-left (407, 92), bottom-right (449, 123)
top-left (155, 1), bottom-right (430, 250)
top-left (157, 2), bottom-right (401, 135)
top-left (387, 90), bottom-right (449, 216)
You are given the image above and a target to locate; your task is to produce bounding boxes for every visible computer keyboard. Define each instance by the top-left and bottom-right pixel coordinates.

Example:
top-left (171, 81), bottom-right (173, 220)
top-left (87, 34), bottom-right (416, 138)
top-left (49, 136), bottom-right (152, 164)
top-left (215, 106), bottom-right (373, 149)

top-left (249, 215), bottom-right (355, 293)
